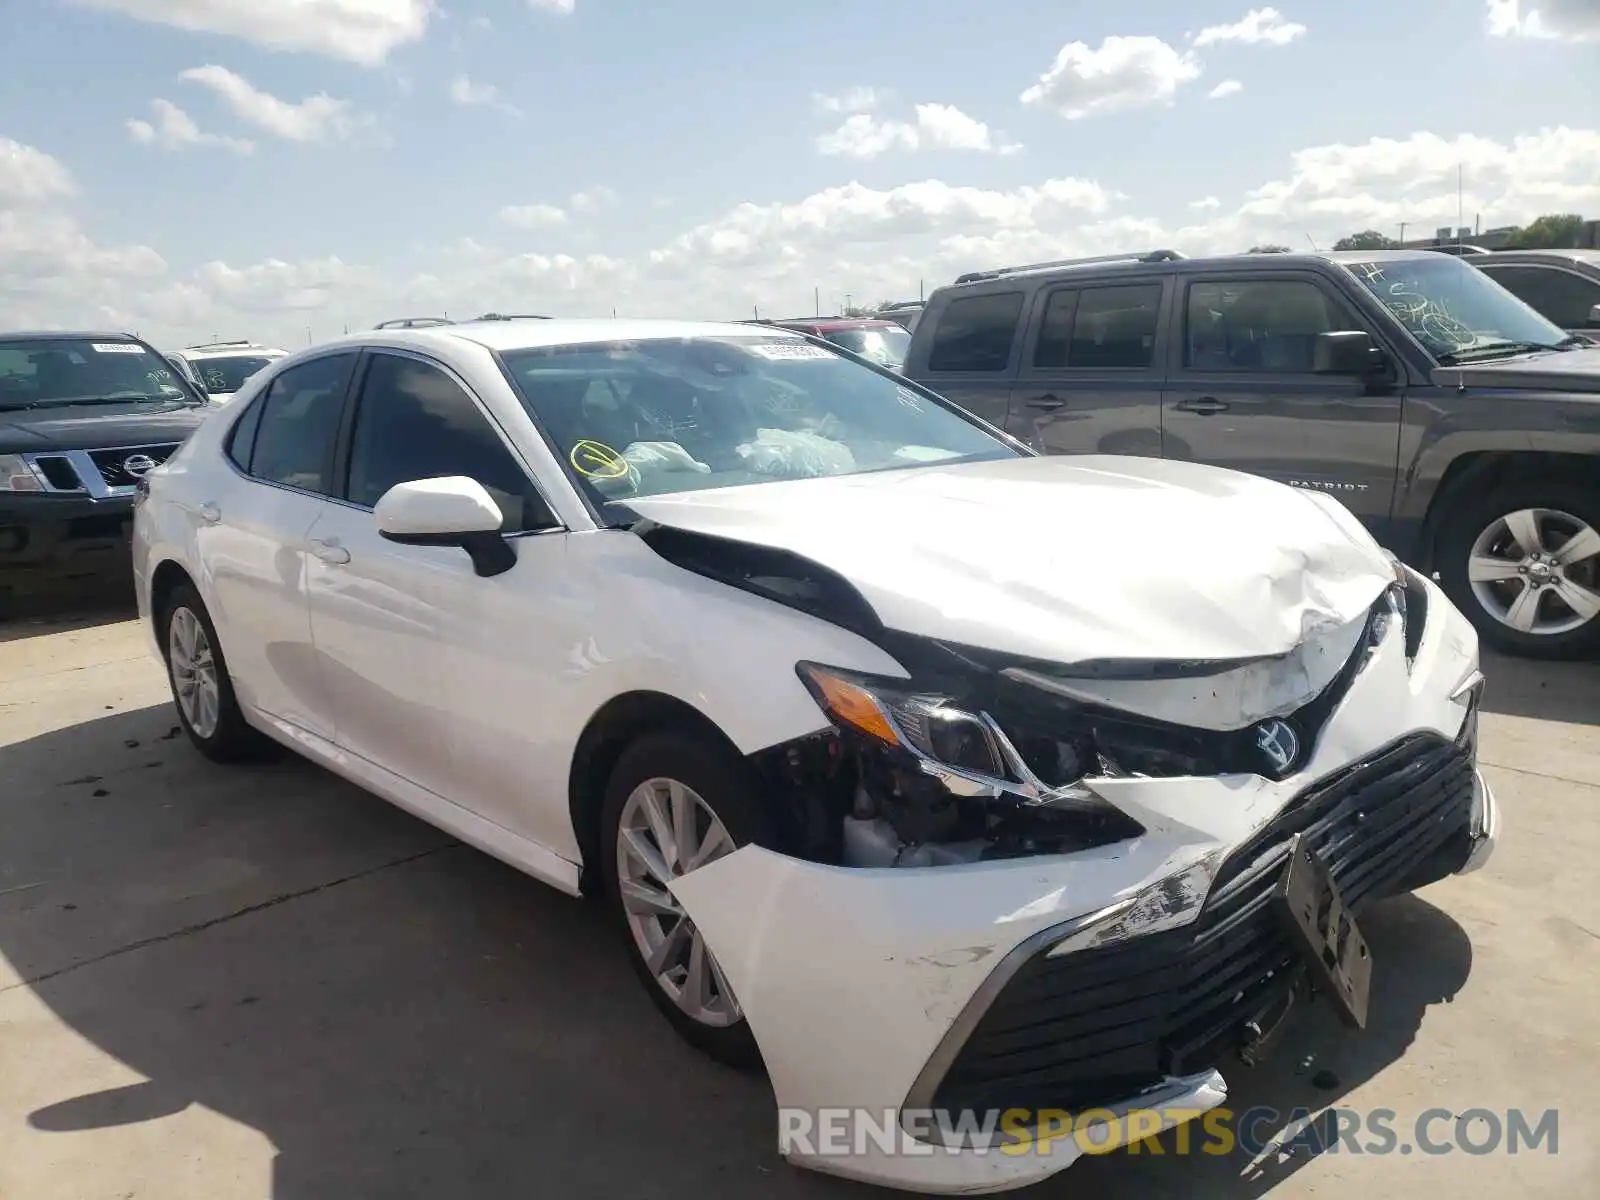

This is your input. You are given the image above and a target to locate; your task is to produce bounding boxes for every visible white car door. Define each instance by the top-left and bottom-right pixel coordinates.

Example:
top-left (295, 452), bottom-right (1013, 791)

top-left (200, 351), bottom-right (358, 741)
top-left (304, 348), bottom-right (578, 839)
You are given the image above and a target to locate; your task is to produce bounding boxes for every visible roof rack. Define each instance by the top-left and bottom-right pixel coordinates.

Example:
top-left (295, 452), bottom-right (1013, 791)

top-left (184, 339), bottom-right (257, 350)
top-left (374, 317), bottom-right (455, 329)
top-left (954, 248), bottom-right (1186, 285)
top-left (474, 312), bottom-right (553, 321)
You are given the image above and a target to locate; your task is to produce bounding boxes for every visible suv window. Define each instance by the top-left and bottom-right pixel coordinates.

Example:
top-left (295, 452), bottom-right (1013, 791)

top-left (1477, 265), bottom-right (1600, 330)
top-left (246, 353), bottom-right (356, 493)
top-left (345, 352), bottom-right (553, 533)
top-left (1033, 284), bottom-right (1164, 369)
top-left (927, 292), bottom-right (1024, 372)
top-left (1185, 280), bottom-right (1345, 372)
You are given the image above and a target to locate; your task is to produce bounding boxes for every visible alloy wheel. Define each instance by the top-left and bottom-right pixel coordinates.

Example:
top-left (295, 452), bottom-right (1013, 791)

top-left (168, 606), bottom-right (221, 738)
top-left (1467, 507), bottom-right (1600, 637)
top-left (615, 777), bottom-right (742, 1027)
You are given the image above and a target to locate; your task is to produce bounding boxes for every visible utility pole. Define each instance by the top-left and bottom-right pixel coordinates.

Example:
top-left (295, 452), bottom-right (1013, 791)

top-left (1398, 222), bottom-right (1408, 246)
top-left (814, 286), bottom-right (820, 317)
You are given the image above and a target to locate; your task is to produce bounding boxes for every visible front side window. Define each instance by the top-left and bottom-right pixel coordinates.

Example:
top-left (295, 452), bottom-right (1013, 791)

top-left (926, 293), bottom-right (1024, 372)
top-left (1477, 265), bottom-right (1600, 330)
top-left (0, 338), bottom-right (201, 410)
top-left (1185, 280), bottom-right (1347, 373)
top-left (345, 353), bottom-right (552, 533)
top-left (246, 353), bottom-right (356, 494)
top-left (1344, 255), bottom-right (1571, 361)
top-left (197, 355), bottom-right (277, 394)
top-left (498, 336), bottom-right (1020, 511)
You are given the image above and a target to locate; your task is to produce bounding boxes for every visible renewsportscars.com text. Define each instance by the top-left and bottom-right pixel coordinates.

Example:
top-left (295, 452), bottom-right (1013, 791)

top-left (779, 1106), bottom-right (1560, 1158)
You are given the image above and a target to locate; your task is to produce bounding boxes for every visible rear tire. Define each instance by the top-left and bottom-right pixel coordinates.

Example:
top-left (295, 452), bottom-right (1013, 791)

top-left (1436, 478), bottom-right (1600, 660)
top-left (160, 583), bottom-right (276, 762)
top-left (598, 731), bottom-right (774, 1071)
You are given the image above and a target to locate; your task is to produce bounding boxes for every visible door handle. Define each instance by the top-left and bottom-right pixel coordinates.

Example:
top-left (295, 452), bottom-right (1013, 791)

top-left (1175, 396), bottom-right (1231, 415)
top-left (198, 502), bottom-right (221, 525)
top-left (1026, 394), bottom-right (1067, 411)
top-left (310, 539), bottom-right (351, 565)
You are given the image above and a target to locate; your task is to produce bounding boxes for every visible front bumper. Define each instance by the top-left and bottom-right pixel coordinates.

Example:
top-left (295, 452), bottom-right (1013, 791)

top-left (670, 574), bottom-right (1494, 1193)
top-left (0, 493), bottom-right (134, 568)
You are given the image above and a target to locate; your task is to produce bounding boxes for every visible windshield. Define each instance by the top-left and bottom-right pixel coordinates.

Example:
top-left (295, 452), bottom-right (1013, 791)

top-left (0, 338), bottom-right (200, 410)
top-left (823, 326), bottom-right (911, 368)
top-left (195, 355), bottom-right (276, 393)
top-left (497, 335), bottom-right (1019, 510)
top-left (1343, 256), bottom-right (1572, 361)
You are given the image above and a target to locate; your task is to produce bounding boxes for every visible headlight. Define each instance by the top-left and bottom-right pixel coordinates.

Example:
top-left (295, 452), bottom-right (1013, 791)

top-left (797, 661), bottom-right (1100, 809)
top-left (0, 454), bottom-right (43, 492)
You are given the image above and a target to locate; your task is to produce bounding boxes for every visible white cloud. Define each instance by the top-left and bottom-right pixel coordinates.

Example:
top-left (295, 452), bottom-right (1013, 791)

top-left (499, 203), bottom-right (568, 228)
top-left (569, 185), bottom-right (620, 213)
top-left (813, 86), bottom-right (884, 114)
top-left (7, 126), bottom-right (1600, 349)
top-left (1021, 36), bottom-right (1203, 120)
top-left (817, 102), bottom-right (1021, 158)
top-left (0, 138), bottom-right (78, 203)
top-left (74, 0), bottom-right (432, 66)
top-left (1208, 79), bottom-right (1244, 99)
top-left (1192, 7), bottom-right (1308, 46)
top-left (528, 0), bottom-right (576, 11)
top-left (1487, 0), bottom-right (1600, 39)
top-left (127, 99), bottom-right (256, 154)
top-left (179, 65), bottom-right (373, 143)
top-left (448, 75), bottom-right (520, 115)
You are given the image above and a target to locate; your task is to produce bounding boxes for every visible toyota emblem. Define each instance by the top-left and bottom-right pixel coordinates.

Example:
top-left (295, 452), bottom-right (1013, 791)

top-left (122, 454), bottom-right (159, 478)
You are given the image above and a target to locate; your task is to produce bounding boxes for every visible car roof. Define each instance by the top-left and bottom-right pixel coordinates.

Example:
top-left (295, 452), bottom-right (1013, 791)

top-left (0, 330), bottom-right (145, 343)
top-left (771, 318), bottom-right (904, 333)
top-left (312, 318), bottom-right (810, 355)
top-left (181, 345), bottom-right (286, 358)
top-left (1472, 248), bottom-right (1600, 265)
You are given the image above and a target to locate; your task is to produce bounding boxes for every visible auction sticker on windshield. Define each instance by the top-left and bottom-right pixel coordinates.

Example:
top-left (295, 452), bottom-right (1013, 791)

top-left (92, 343), bottom-right (145, 353)
top-left (748, 342), bottom-right (833, 360)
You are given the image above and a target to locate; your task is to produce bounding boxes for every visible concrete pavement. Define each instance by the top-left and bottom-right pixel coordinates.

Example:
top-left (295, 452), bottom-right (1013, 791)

top-left (1, 581), bottom-right (1596, 1199)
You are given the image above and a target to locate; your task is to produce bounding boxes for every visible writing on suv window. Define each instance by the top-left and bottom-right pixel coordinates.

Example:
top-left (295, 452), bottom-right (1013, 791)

top-left (0, 338), bottom-right (198, 410)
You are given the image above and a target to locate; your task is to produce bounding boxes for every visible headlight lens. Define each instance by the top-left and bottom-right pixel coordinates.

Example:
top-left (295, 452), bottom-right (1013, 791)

top-left (797, 661), bottom-right (1097, 807)
top-left (0, 454), bottom-right (43, 492)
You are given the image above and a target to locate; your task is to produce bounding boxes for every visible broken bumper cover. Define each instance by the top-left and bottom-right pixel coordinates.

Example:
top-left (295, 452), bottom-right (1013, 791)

top-left (669, 575), bottom-right (1492, 1194)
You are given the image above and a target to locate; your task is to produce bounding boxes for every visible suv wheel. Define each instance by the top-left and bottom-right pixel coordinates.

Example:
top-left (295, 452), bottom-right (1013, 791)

top-left (1437, 480), bottom-right (1600, 658)
top-left (598, 731), bottom-right (771, 1070)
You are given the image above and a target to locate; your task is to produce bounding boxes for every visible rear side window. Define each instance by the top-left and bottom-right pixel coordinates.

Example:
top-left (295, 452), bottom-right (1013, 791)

top-left (927, 292), bottom-right (1024, 372)
top-left (1064, 284), bottom-right (1164, 369)
top-left (1478, 265), bottom-right (1600, 329)
top-left (225, 394), bottom-right (265, 471)
top-left (246, 353), bottom-right (357, 494)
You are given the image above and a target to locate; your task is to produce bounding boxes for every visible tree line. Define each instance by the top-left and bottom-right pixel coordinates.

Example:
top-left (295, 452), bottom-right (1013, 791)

top-left (1248, 212), bottom-right (1590, 254)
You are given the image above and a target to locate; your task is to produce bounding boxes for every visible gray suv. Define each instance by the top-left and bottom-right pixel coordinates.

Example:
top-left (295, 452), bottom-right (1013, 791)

top-left (1469, 249), bottom-right (1600, 340)
top-left (903, 248), bottom-right (1600, 658)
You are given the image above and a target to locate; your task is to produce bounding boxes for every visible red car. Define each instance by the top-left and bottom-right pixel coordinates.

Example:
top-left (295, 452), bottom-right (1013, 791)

top-left (754, 317), bottom-right (911, 371)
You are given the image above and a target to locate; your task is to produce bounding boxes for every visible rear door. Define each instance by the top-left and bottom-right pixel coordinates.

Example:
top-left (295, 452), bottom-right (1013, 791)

top-left (1009, 279), bottom-right (1168, 457)
top-left (1159, 272), bottom-right (1403, 523)
top-left (903, 289), bottom-right (1027, 430)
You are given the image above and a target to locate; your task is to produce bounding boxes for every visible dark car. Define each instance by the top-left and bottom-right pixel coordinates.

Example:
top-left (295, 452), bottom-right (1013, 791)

top-left (757, 317), bottom-right (911, 371)
top-left (1, 332), bottom-right (210, 579)
top-left (903, 248), bottom-right (1600, 658)
top-left (1468, 249), bottom-right (1600, 341)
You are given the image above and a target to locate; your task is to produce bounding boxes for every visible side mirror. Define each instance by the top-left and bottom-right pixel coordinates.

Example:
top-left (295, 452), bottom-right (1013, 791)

top-left (374, 476), bottom-right (516, 577)
top-left (1313, 330), bottom-right (1387, 375)
top-left (1587, 302), bottom-right (1600, 329)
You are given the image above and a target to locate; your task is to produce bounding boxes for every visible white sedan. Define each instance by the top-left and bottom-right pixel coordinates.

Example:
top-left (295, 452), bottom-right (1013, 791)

top-left (132, 318), bottom-right (1498, 1193)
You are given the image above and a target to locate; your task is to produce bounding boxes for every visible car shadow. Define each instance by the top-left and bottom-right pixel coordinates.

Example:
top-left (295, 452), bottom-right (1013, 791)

top-left (0, 557), bottom-right (136, 641)
top-left (1479, 648), bottom-right (1600, 726)
top-left (1, 705), bottom-right (1474, 1199)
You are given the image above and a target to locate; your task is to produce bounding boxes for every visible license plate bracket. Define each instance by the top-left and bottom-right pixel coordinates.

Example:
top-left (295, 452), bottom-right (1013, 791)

top-left (1274, 834), bottom-right (1371, 1029)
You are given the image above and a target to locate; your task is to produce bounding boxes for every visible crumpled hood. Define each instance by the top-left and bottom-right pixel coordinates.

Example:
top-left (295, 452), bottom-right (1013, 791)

top-left (624, 454), bottom-right (1395, 667)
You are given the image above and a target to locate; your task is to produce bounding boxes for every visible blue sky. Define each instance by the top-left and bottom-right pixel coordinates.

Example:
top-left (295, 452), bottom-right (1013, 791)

top-left (1, 0), bottom-right (1597, 346)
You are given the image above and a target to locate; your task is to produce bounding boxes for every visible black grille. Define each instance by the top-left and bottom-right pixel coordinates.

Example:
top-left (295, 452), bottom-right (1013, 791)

top-left (89, 444), bottom-right (179, 489)
top-left (32, 455), bottom-right (83, 490)
top-left (930, 734), bottom-right (1475, 1116)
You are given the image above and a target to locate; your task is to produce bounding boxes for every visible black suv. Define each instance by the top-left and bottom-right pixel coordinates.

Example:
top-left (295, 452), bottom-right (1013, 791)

top-left (1468, 249), bottom-right (1600, 341)
top-left (1, 332), bottom-right (210, 584)
top-left (903, 248), bottom-right (1600, 658)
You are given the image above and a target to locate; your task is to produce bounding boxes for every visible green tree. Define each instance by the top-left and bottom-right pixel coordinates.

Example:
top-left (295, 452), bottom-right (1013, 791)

top-left (1248, 244), bottom-right (1292, 253)
top-left (1333, 230), bottom-right (1399, 251)
top-left (1507, 213), bottom-right (1586, 249)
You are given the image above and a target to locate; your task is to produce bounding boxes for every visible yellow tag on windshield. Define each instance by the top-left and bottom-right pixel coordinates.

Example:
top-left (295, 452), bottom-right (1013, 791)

top-left (570, 439), bottom-right (630, 480)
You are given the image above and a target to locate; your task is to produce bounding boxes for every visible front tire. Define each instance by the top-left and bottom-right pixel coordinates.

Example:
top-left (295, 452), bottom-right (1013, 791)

top-left (598, 731), bottom-right (773, 1070)
top-left (1436, 479), bottom-right (1600, 659)
top-left (160, 583), bottom-right (274, 762)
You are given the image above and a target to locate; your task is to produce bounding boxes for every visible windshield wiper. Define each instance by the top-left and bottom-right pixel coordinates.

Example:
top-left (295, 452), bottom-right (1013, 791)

top-left (1436, 340), bottom-right (1572, 364)
top-left (17, 392), bottom-right (177, 410)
